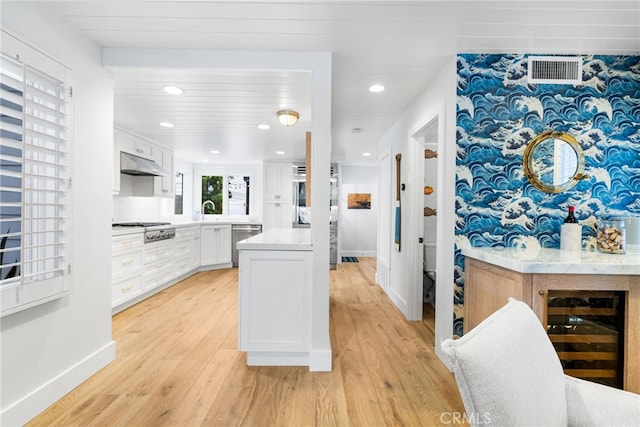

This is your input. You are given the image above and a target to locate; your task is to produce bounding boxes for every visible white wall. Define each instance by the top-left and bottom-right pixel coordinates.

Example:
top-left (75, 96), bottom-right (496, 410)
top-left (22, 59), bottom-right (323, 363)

top-left (376, 57), bottom-right (457, 367)
top-left (340, 165), bottom-right (378, 257)
top-left (1, 4), bottom-right (115, 425)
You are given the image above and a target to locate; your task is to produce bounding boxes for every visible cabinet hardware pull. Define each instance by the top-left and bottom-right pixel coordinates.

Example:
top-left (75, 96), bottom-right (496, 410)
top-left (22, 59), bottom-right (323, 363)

top-left (122, 259), bottom-right (134, 266)
top-left (121, 285), bottom-right (133, 293)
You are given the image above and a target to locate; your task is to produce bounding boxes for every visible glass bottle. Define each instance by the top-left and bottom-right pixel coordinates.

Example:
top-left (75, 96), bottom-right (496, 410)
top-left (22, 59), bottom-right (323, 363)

top-left (564, 205), bottom-right (578, 223)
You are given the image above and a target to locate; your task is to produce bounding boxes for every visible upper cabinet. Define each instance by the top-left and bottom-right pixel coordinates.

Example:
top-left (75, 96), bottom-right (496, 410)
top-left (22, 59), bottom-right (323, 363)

top-left (113, 127), bottom-right (174, 197)
top-left (154, 148), bottom-right (174, 197)
top-left (264, 163), bottom-right (293, 201)
top-left (263, 163), bottom-right (294, 231)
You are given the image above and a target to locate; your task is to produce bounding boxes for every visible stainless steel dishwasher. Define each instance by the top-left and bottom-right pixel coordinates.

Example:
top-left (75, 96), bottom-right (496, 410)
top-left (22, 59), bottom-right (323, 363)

top-left (231, 224), bottom-right (262, 267)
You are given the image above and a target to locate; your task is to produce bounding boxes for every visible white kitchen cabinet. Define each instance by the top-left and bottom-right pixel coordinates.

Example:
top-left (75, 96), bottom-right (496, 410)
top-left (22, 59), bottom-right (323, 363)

top-left (119, 130), bottom-right (154, 160)
top-left (111, 232), bottom-right (144, 307)
top-left (191, 230), bottom-right (201, 270)
top-left (264, 200), bottom-right (294, 230)
top-left (237, 229), bottom-right (316, 367)
top-left (200, 224), bottom-right (232, 267)
top-left (143, 239), bottom-right (174, 291)
top-left (263, 163), bottom-right (293, 231)
top-left (264, 163), bottom-right (293, 200)
top-left (153, 148), bottom-right (174, 197)
top-left (173, 226), bottom-right (200, 278)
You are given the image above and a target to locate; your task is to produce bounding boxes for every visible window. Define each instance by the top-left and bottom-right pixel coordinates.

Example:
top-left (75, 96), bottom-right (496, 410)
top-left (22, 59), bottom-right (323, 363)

top-left (174, 172), bottom-right (183, 214)
top-left (228, 176), bottom-right (250, 215)
top-left (1, 45), bottom-right (71, 317)
top-left (200, 174), bottom-right (251, 216)
top-left (201, 175), bottom-right (223, 215)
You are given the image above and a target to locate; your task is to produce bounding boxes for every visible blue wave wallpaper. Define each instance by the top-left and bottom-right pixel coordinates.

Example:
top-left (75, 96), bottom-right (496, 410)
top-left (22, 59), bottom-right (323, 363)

top-left (454, 54), bottom-right (640, 336)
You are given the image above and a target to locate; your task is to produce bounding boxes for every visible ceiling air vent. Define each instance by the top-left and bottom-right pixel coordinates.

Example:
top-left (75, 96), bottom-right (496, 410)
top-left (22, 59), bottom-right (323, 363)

top-left (527, 56), bottom-right (583, 84)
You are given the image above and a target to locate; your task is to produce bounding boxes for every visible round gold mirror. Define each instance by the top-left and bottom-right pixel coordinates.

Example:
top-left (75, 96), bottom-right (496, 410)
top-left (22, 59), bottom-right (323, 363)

top-left (523, 130), bottom-right (587, 193)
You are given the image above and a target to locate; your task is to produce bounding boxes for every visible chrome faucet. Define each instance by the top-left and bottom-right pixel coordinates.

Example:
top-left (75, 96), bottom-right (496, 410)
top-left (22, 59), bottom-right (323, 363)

top-left (202, 200), bottom-right (216, 216)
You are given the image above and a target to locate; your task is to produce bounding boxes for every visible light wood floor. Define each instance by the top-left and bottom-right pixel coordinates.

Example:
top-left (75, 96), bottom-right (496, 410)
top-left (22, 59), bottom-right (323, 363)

top-left (28, 258), bottom-right (466, 426)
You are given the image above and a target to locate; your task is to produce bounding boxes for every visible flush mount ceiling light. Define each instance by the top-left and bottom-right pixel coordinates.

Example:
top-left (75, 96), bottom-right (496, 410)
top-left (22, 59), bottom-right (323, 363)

top-left (277, 110), bottom-right (299, 127)
top-left (163, 85), bottom-right (184, 95)
top-left (369, 84), bottom-right (385, 93)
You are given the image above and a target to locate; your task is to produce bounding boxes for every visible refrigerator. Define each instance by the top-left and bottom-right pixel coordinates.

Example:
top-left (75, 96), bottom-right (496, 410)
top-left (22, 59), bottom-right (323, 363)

top-left (293, 163), bottom-right (339, 269)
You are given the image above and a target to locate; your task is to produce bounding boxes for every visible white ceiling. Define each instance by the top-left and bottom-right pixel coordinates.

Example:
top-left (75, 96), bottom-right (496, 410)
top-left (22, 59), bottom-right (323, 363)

top-left (41, 1), bottom-right (640, 165)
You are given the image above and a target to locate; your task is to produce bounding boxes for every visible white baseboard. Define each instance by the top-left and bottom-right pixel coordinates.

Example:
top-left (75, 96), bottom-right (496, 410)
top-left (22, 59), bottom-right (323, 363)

top-left (1, 340), bottom-right (116, 426)
top-left (309, 349), bottom-right (332, 372)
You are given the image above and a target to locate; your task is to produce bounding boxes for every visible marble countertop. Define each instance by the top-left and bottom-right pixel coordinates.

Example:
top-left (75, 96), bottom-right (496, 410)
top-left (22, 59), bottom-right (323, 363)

top-left (461, 246), bottom-right (640, 275)
top-left (236, 228), bottom-right (312, 251)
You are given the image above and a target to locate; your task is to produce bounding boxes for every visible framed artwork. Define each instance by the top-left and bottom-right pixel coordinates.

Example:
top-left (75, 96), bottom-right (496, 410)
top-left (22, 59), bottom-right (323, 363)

top-left (347, 193), bottom-right (371, 209)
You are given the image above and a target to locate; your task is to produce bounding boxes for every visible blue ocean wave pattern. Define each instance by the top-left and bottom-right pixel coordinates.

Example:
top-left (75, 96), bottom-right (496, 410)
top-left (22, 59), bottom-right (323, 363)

top-left (453, 54), bottom-right (640, 336)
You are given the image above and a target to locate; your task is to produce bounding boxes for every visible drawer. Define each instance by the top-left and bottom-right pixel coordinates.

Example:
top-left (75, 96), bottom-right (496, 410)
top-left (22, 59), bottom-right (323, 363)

top-left (112, 274), bottom-right (142, 305)
top-left (143, 241), bottom-right (173, 264)
top-left (175, 226), bottom-right (197, 239)
top-left (143, 259), bottom-right (175, 290)
top-left (173, 237), bottom-right (192, 256)
top-left (112, 250), bottom-right (142, 278)
top-left (112, 233), bottom-right (144, 254)
top-left (174, 254), bottom-right (192, 276)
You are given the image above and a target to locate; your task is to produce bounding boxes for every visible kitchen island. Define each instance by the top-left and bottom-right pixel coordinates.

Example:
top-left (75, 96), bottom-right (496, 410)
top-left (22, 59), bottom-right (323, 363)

top-left (461, 246), bottom-right (640, 392)
top-left (236, 228), bottom-right (323, 369)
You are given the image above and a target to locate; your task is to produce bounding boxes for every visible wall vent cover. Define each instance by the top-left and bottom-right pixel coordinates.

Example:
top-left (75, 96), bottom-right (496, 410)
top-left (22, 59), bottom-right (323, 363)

top-left (527, 56), bottom-right (583, 84)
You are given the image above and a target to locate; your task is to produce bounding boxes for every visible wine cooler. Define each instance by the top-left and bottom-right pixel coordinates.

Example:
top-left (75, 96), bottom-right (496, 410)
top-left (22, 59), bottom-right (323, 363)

top-left (546, 290), bottom-right (625, 389)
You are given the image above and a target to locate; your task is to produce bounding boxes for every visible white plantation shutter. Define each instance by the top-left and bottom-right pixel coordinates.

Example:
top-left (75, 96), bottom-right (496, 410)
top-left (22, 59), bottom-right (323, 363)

top-left (0, 41), bottom-right (72, 316)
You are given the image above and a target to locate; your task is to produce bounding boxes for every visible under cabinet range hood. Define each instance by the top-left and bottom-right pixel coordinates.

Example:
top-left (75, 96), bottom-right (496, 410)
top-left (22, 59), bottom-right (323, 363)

top-left (120, 152), bottom-right (169, 176)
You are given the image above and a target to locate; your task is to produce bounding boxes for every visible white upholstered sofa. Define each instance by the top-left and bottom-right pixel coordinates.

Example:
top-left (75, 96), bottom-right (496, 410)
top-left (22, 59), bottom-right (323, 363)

top-left (442, 298), bottom-right (640, 427)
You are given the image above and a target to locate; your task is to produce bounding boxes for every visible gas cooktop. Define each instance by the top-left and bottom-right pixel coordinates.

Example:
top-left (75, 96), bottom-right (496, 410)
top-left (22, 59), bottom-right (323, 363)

top-left (112, 222), bottom-right (171, 227)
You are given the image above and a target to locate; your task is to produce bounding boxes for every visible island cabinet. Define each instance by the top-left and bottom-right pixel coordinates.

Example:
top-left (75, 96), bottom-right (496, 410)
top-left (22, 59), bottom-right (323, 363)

top-left (462, 247), bottom-right (640, 393)
top-left (237, 228), bottom-right (322, 369)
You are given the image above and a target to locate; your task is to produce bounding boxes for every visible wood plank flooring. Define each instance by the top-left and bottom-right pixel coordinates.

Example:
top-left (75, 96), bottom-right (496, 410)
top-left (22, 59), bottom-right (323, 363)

top-left (27, 258), bottom-right (466, 426)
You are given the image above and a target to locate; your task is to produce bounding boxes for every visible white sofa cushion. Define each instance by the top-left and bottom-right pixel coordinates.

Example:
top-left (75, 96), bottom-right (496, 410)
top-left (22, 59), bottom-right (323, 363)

top-left (442, 298), bottom-right (567, 426)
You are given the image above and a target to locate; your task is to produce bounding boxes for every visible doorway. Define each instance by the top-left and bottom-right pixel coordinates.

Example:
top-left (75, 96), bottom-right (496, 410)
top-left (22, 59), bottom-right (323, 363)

top-left (409, 117), bottom-right (439, 322)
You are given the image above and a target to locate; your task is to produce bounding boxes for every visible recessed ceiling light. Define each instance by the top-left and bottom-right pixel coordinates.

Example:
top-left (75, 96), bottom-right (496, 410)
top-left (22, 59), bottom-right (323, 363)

top-left (210, 150), bottom-right (220, 154)
top-left (163, 85), bottom-right (184, 95)
top-left (201, 158), bottom-right (209, 162)
top-left (369, 84), bottom-right (385, 93)
top-left (159, 122), bottom-right (174, 128)
top-left (258, 124), bottom-right (271, 130)
top-left (363, 152), bottom-right (371, 157)
top-left (276, 151), bottom-right (285, 155)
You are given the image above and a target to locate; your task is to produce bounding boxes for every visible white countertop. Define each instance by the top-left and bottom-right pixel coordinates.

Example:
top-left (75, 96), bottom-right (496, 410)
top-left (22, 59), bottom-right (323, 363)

top-left (461, 246), bottom-right (640, 275)
top-left (112, 220), bottom-right (262, 236)
top-left (236, 228), bottom-right (312, 251)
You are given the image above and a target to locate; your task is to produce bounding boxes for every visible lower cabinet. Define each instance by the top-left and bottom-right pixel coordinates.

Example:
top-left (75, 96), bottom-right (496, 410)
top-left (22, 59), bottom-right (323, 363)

top-left (263, 201), bottom-right (293, 231)
top-left (200, 224), bottom-right (231, 266)
top-left (174, 226), bottom-right (198, 278)
top-left (111, 233), bottom-right (144, 307)
top-left (111, 224), bottom-right (231, 313)
top-left (238, 248), bottom-right (312, 363)
top-left (463, 256), bottom-right (640, 393)
top-left (143, 239), bottom-right (174, 291)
